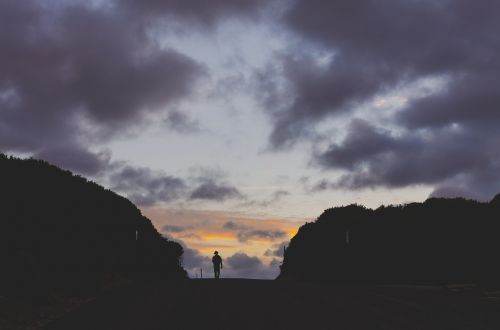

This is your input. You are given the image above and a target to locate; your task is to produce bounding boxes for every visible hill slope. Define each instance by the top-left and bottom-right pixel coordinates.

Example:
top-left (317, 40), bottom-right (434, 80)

top-left (279, 196), bottom-right (500, 285)
top-left (0, 154), bottom-right (186, 298)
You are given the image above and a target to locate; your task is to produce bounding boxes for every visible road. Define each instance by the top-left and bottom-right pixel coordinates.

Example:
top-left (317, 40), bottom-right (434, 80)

top-left (45, 279), bottom-right (500, 330)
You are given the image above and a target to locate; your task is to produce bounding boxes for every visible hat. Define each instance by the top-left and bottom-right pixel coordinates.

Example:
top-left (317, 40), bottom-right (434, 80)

top-left (214, 251), bottom-right (219, 254)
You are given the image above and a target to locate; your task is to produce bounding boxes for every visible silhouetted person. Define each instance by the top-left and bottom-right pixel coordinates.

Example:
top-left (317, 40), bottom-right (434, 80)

top-left (212, 251), bottom-right (223, 279)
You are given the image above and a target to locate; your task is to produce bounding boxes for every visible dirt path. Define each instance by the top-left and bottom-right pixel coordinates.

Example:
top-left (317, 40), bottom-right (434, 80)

top-left (45, 279), bottom-right (500, 330)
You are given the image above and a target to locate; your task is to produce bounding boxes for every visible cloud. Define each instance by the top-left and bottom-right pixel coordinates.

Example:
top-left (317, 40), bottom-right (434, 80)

top-left (182, 249), bottom-right (280, 279)
top-left (163, 111), bottom-right (201, 134)
top-left (236, 229), bottom-right (287, 243)
top-left (108, 164), bottom-right (248, 206)
top-left (250, 190), bottom-right (291, 207)
top-left (0, 0), bottom-right (269, 175)
top-left (255, 0), bottom-right (500, 199)
top-left (263, 189), bottom-right (290, 206)
top-left (313, 118), bottom-right (498, 200)
top-left (0, 0), bottom-right (208, 173)
top-left (264, 241), bottom-right (288, 258)
top-left (222, 221), bottom-right (248, 231)
top-left (162, 225), bottom-right (203, 240)
top-left (227, 252), bottom-right (262, 270)
top-left (163, 225), bottom-right (190, 233)
top-left (176, 238), bottom-right (278, 279)
top-left (110, 165), bottom-right (187, 206)
top-left (122, 0), bottom-right (267, 26)
top-left (144, 208), bottom-right (301, 279)
top-left (224, 252), bottom-right (280, 279)
top-left (190, 180), bottom-right (243, 201)
top-left (178, 233), bottom-right (203, 240)
top-left (34, 144), bottom-right (113, 176)
top-left (222, 220), bottom-right (288, 243)
top-left (181, 247), bottom-right (212, 274)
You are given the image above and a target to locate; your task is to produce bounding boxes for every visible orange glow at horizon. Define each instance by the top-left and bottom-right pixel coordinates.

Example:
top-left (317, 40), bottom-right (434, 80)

top-left (143, 207), bottom-right (306, 261)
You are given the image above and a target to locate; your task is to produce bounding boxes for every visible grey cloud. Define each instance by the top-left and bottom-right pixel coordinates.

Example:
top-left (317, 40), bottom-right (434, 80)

top-left (429, 162), bottom-right (500, 202)
top-left (190, 180), bottom-right (243, 201)
top-left (315, 119), bottom-right (496, 199)
top-left (109, 164), bottom-right (246, 206)
top-left (164, 111), bottom-right (201, 134)
top-left (110, 166), bottom-right (187, 206)
top-left (236, 229), bottom-right (287, 243)
top-left (262, 53), bottom-right (394, 148)
top-left (179, 245), bottom-right (212, 276)
top-left (259, 0), bottom-right (500, 198)
top-left (163, 225), bottom-right (190, 233)
top-left (1, 0), bottom-right (257, 174)
top-left (0, 3), bottom-right (203, 176)
top-left (226, 252), bottom-right (262, 270)
top-left (178, 233), bottom-right (203, 240)
top-left (269, 258), bottom-right (281, 268)
top-left (258, 190), bottom-right (290, 207)
top-left (224, 252), bottom-right (279, 279)
top-left (398, 74), bottom-right (500, 131)
top-left (239, 189), bottom-right (291, 208)
top-left (170, 239), bottom-right (211, 277)
top-left (122, 0), bottom-right (267, 26)
top-left (223, 221), bottom-right (287, 242)
top-left (162, 225), bottom-right (203, 240)
top-left (179, 243), bottom-right (280, 278)
top-left (222, 221), bottom-right (248, 231)
top-left (264, 241), bottom-right (288, 258)
top-left (33, 145), bottom-right (112, 176)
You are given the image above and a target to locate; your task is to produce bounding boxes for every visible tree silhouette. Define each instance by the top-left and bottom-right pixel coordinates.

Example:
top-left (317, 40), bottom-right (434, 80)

top-left (279, 196), bottom-right (500, 286)
top-left (0, 154), bottom-right (186, 299)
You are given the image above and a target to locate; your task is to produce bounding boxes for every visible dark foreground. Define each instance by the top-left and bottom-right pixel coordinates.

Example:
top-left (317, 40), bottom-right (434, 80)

top-left (45, 280), bottom-right (500, 330)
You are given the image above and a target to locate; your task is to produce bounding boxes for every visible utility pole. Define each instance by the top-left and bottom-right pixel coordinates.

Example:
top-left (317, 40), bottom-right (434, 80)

top-left (200, 268), bottom-right (203, 279)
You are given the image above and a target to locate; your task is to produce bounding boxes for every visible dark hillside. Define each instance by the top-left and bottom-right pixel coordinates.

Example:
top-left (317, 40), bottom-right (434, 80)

top-left (0, 154), bottom-right (186, 299)
top-left (279, 196), bottom-right (500, 285)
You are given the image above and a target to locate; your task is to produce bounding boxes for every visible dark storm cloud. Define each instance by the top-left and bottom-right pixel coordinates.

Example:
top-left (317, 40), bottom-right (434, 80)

top-left (260, 0), bottom-right (500, 199)
top-left (34, 145), bottom-right (112, 176)
top-left (0, 0), bottom-right (203, 173)
top-left (0, 0), bottom-right (263, 174)
top-left (110, 166), bottom-right (187, 206)
top-left (190, 180), bottom-right (243, 201)
top-left (122, 0), bottom-right (267, 26)
top-left (314, 119), bottom-right (498, 200)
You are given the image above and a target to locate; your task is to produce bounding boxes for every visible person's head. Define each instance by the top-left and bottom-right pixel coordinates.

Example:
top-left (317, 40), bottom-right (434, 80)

top-left (214, 251), bottom-right (218, 255)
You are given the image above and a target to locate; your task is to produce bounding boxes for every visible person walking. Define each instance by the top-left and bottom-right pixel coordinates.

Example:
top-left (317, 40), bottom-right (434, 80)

top-left (212, 251), bottom-right (223, 279)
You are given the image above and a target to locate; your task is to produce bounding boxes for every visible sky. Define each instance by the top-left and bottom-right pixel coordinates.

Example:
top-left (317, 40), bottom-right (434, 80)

top-left (1, 0), bottom-right (500, 278)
